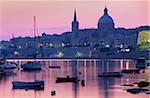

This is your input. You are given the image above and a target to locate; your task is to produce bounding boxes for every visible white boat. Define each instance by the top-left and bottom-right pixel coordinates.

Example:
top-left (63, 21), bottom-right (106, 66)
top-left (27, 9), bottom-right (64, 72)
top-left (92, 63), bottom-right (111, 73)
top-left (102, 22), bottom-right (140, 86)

top-left (0, 58), bottom-right (17, 69)
top-left (12, 80), bottom-right (44, 90)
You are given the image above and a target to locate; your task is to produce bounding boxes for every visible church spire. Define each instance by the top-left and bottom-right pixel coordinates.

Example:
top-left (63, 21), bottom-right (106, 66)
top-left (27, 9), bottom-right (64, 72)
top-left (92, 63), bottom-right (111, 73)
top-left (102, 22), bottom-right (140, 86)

top-left (72, 9), bottom-right (79, 35)
top-left (74, 9), bottom-right (77, 22)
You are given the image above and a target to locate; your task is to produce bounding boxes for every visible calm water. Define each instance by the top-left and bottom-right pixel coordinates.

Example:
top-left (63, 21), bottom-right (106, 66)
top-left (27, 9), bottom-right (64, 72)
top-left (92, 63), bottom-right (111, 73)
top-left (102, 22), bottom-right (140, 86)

top-left (0, 59), bottom-right (149, 98)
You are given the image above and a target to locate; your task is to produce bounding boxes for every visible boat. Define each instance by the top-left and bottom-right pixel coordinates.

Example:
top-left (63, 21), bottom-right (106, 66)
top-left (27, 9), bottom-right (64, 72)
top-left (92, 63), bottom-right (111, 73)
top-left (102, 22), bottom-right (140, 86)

top-left (12, 80), bottom-right (44, 90)
top-left (136, 58), bottom-right (147, 69)
top-left (126, 88), bottom-right (149, 94)
top-left (98, 61), bottom-right (123, 78)
top-left (21, 61), bottom-right (42, 70)
top-left (56, 76), bottom-right (78, 83)
top-left (49, 65), bottom-right (60, 69)
top-left (0, 58), bottom-right (17, 69)
top-left (121, 69), bottom-right (141, 74)
top-left (98, 72), bottom-right (123, 78)
top-left (0, 66), bottom-right (5, 75)
top-left (21, 16), bottom-right (43, 70)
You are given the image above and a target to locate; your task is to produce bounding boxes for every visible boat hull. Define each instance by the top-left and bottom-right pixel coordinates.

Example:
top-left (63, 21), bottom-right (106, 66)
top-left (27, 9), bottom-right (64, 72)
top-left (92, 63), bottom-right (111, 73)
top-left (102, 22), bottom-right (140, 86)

top-left (98, 72), bottom-right (123, 78)
top-left (12, 80), bottom-right (44, 90)
top-left (56, 77), bottom-right (78, 83)
top-left (21, 61), bottom-right (42, 70)
top-left (49, 66), bottom-right (60, 69)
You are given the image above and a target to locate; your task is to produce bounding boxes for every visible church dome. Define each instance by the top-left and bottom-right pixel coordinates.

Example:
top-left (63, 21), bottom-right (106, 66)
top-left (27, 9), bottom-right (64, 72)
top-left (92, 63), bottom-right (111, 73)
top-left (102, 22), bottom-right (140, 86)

top-left (98, 7), bottom-right (114, 30)
top-left (98, 14), bottom-right (114, 24)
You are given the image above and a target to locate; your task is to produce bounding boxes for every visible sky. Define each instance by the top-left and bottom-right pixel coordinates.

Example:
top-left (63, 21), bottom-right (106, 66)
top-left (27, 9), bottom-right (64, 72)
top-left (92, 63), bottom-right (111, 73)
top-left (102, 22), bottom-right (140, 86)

top-left (0, 0), bottom-right (149, 41)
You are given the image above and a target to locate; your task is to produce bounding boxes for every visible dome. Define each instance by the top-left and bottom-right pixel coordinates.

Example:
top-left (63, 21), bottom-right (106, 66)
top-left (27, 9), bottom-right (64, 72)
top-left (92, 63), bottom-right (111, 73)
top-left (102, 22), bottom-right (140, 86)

top-left (98, 7), bottom-right (115, 30)
top-left (98, 14), bottom-right (114, 24)
top-left (98, 7), bottom-right (114, 24)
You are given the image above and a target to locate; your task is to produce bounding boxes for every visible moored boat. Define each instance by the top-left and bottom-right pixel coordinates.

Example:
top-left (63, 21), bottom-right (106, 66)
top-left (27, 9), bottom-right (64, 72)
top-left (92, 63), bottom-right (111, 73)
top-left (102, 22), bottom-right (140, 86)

top-left (98, 72), bottom-right (123, 78)
top-left (12, 80), bottom-right (44, 90)
top-left (21, 61), bottom-right (42, 70)
top-left (21, 16), bottom-right (43, 71)
top-left (49, 65), bottom-right (60, 69)
top-left (56, 76), bottom-right (78, 83)
top-left (121, 69), bottom-right (141, 74)
top-left (136, 58), bottom-right (147, 69)
top-left (0, 58), bottom-right (17, 69)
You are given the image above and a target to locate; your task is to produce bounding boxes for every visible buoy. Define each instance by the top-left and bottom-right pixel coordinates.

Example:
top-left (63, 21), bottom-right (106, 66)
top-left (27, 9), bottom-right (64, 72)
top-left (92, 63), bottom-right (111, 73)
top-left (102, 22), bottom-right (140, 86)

top-left (25, 88), bottom-right (28, 91)
top-left (51, 90), bottom-right (56, 96)
top-left (79, 72), bottom-right (81, 75)
top-left (81, 80), bottom-right (85, 87)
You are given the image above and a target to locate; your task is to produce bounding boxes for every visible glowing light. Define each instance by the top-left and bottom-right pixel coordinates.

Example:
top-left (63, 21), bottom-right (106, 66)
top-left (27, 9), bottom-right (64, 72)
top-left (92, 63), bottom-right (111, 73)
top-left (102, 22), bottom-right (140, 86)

top-left (120, 60), bottom-right (123, 70)
top-left (14, 51), bottom-right (20, 55)
top-left (76, 51), bottom-right (83, 57)
top-left (57, 51), bottom-right (64, 57)
top-left (120, 44), bottom-right (123, 48)
top-left (49, 43), bottom-right (53, 47)
top-left (61, 43), bottom-right (65, 47)
top-left (125, 61), bottom-right (129, 70)
top-left (89, 52), bottom-right (92, 57)
top-left (105, 44), bottom-right (109, 48)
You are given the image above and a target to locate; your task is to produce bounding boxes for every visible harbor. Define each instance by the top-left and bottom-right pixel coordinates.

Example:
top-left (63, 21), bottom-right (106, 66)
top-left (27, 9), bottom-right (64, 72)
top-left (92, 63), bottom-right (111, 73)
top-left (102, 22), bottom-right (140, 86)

top-left (0, 59), bottom-right (150, 98)
top-left (0, 1), bottom-right (149, 98)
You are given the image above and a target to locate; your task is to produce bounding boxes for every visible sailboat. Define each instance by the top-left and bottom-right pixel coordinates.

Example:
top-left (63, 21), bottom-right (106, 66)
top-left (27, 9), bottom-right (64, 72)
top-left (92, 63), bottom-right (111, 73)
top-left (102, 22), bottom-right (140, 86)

top-left (0, 34), bottom-right (18, 69)
top-left (21, 16), bottom-right (42, 70)
top-left (12, 16), bottom-right (44, 90)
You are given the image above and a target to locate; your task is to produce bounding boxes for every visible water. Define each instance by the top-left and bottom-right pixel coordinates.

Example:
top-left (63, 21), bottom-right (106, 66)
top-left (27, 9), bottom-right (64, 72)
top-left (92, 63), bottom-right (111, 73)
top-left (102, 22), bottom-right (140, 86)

top-left (0, 59), bottom-right (149, 98)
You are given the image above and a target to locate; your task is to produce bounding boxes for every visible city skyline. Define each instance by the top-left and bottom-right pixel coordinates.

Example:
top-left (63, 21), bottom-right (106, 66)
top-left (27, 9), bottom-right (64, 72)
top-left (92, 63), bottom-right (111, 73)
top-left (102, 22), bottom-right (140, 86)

top-left (0, 0), bottom-right (149, 41)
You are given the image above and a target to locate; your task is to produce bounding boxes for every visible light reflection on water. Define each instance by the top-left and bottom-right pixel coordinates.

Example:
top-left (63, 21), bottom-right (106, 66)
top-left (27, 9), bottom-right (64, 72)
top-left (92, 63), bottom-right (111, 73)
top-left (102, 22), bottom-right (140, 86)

top-left (0, 59), bottom-right (149, 98)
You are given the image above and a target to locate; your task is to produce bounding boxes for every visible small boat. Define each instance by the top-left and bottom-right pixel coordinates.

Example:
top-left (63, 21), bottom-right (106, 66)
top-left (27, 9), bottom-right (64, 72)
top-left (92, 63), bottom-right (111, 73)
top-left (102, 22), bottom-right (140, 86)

top-left (126, 88), bottom-right (149, 94)
top-left (0, 58), bottom-right (17, 69)
top-left (98, 72), bottom-right (123, 78)
top-left (136, 58), bottom-right (147, 69)
top-left (56, 76), bottom-right (78, 83)
top-left (121, 69), bottom-right (140, 74)
top-left (137, 81), bottom-right (150, 88)
top-left (12, 80), bottom-right (44, 90)
top-left (21, 61), bottom-right (42, 70)
top-left (49, 65), bottom-right (60, 69)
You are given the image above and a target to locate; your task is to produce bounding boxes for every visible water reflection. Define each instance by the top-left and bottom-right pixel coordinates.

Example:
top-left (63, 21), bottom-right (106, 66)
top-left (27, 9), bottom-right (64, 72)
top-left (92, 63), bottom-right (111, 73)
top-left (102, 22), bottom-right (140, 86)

top-left (0, 59), bottom-right (149, 98)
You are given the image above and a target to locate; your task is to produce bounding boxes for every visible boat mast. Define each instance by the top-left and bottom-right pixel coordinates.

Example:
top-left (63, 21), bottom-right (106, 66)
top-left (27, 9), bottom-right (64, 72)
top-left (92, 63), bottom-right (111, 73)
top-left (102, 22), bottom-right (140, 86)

top-left (12, 33), bottom-right (19, 64)
top-left (33, 16), bottom-right (37, 60)
top-left (34, 16), bottom-right (44, 64)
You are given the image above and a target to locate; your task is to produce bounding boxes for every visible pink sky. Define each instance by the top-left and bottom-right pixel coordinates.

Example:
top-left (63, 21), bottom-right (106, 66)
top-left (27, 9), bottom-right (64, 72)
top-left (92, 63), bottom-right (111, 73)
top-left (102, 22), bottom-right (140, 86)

top-left (0, 0), bottom-right (149, 41)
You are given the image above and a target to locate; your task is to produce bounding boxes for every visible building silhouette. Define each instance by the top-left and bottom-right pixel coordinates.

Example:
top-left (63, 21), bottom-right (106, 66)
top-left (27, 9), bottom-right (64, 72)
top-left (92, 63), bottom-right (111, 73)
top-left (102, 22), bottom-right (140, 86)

top-left (0, 6), bottom-right (149, 59)
top-left (69, 7), bottom-right (149, 49)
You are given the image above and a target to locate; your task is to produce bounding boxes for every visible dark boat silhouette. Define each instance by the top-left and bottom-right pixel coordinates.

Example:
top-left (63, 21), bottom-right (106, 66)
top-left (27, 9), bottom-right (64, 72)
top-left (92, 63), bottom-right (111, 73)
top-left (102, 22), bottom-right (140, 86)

top-left (121, 69), bottom-right (140, 74)
top-left (136, 58), bottom-right (147, 69)
top-left (12, 80), bottom-right (44, 90)
top-left (56, 76), bottom-right (78, 83)
top-left (49, 65), bottom-right (61, 69)
top-left (98, 72), bottom-right (123, 78)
